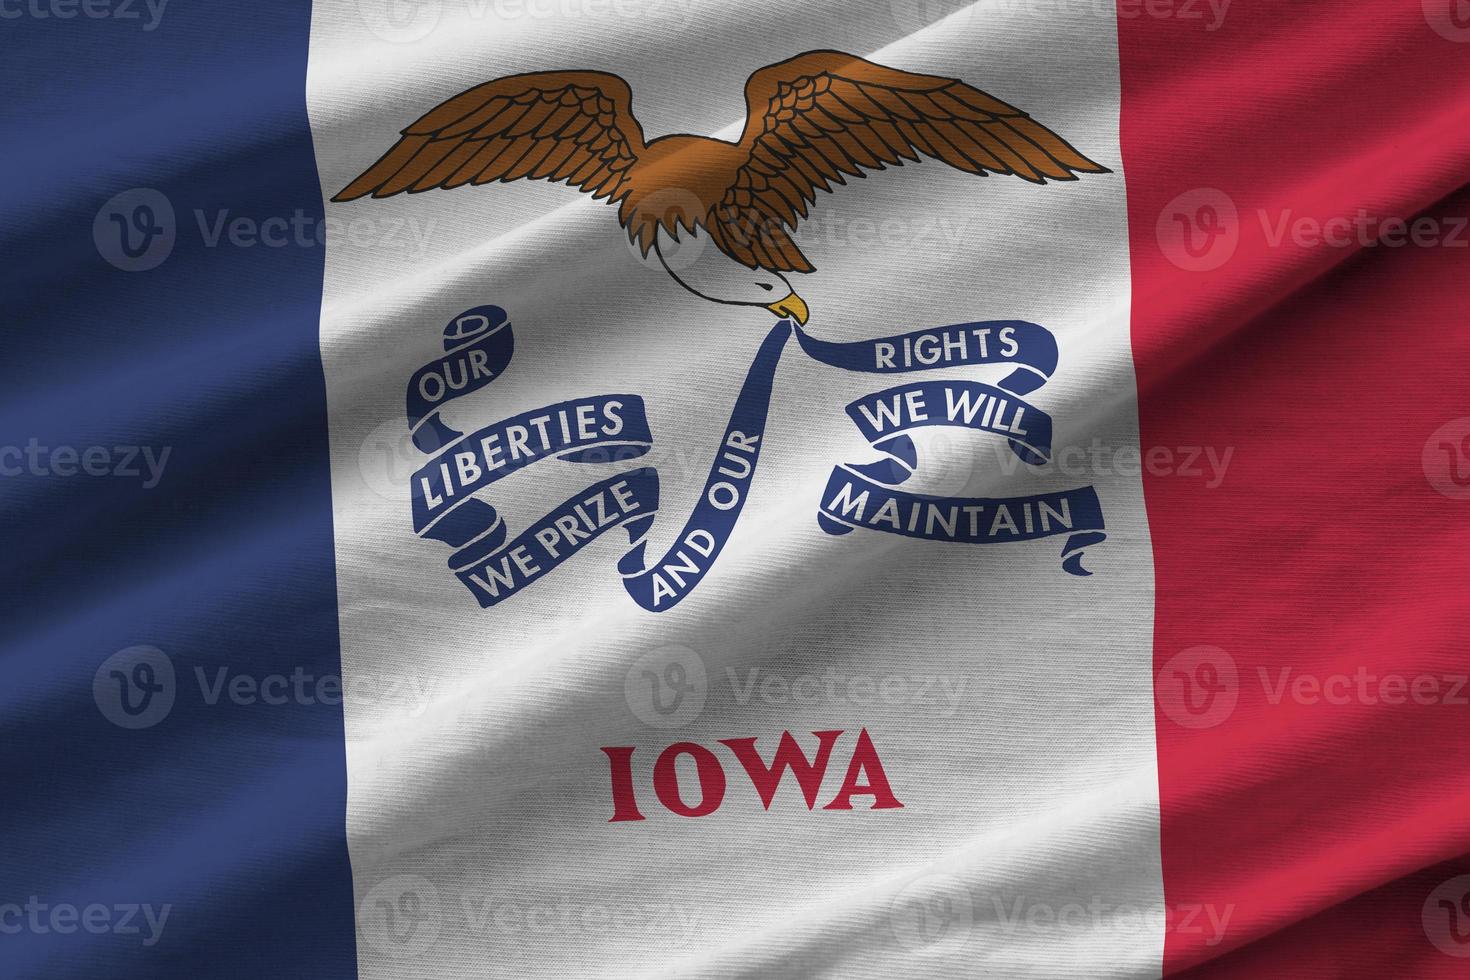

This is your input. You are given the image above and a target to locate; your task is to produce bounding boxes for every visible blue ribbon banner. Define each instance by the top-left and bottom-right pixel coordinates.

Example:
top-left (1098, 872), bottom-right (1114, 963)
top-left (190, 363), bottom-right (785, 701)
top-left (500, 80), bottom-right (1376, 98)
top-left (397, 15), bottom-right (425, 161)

top-left (792, 320), bottom-right (1057, 395)
top-left (617, 322), bottom-right (790, 611)
top-left (404, 306), bottom-right (657, 608)
top-left (407, 306), bottom-right (515, 453)
top-left (401, 308), bottom-right (1106, 610)
top-left (454, 470), bottom-right (659, 608)
top-left (843, 380), bottom-right (1053, 467)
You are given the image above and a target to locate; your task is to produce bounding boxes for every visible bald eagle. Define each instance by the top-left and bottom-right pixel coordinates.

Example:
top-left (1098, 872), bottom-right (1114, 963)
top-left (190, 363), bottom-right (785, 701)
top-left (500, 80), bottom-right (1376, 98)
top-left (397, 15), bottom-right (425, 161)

top-left (334, 50), bottom-right (1108, 324)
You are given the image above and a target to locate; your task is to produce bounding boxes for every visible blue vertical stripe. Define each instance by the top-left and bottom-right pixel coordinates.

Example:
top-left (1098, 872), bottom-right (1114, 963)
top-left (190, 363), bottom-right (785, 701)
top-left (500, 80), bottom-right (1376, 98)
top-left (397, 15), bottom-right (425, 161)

top-left (0, 3), bottom-right (357, 977)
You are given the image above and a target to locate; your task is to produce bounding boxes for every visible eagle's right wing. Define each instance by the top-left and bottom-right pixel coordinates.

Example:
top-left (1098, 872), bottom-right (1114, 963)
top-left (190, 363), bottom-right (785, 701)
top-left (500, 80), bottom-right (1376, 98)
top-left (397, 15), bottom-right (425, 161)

top-left (333, 71), bottom-right (646, 203)
top-left (712, 51), bottom-right (1109, 272)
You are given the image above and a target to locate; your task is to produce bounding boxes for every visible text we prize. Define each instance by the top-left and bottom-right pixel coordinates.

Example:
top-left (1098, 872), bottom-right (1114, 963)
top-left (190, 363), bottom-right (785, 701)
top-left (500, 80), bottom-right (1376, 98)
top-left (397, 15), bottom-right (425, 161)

top-left (600, 729), bottom-right (903, 822)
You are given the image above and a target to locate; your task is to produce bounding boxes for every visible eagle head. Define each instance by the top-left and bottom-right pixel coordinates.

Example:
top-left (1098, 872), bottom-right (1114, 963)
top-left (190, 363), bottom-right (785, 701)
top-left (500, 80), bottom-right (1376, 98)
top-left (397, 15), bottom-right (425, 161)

top-left (652, 225), bottom-right (810, 325)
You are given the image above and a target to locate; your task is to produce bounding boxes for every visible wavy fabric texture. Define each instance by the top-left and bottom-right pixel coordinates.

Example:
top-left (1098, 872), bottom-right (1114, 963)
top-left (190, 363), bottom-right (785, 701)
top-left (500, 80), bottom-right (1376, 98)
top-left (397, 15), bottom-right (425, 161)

top-left (0, 3), bottom-right (357, 979)
top-left (4, 1), bottom-right (1467, 978)
top-left (1120, 2), bottom-right (1470, 976)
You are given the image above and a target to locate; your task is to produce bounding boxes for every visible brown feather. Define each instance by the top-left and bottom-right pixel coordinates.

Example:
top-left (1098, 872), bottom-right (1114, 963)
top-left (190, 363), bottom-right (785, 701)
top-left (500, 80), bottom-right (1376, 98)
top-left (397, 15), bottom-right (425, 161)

top-left (965, 123), bottom-right (1043, 180)
top-left (533, 101), bottom-right (583, 138)
top-left (868, 119), bottom-right (922, 162)
top-left (486, 138), bottom-right (538, 182)
top-left (458, 138), bottom-right (519, 185)
top-left (413, 141), bottom-right (484, 191)
top-left (919, 122), bottom-right (990, 176)
top-left (507, 99), bottom-right (559, 137)
top-left (827, 81), bottom-right (890, 120)
top-left (889, 116), bottom-right (938, 157)
top-left (439, 97), bottom-right (513, 138)
top-left (994, 120), bottom-right (1077, 179)
top-left (898, 90), bottom-right (952, 119)
top-left (929, 89), bottom-right (993, 122)
top-left (378, 139), bottom-right (461, 195)
top-left (943, 82), bottom-right (1023, 117)
top-left (474, 101), bottom-right (532, 137)
top-left (565, 155), bottom-right (605, 188)
top-left (849, 124), bottom-right (899, 166)
top-left (537, 139), bottom-right (583, 181)
top-left (1007, 116), bottom-right (1110, 173)
top-left (332, 135), bottom-right (430, 201)
top-left (943, 124), bottom-right (1006, 172)
top-left (863, 86), bottom-right (921, 121)
top-left (443, 139), bottom-right (508, 188)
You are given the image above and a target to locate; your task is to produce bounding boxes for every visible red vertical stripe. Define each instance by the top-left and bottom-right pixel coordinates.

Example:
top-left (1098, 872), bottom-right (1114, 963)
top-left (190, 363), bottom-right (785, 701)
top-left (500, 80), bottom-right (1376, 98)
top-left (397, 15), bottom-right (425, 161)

top-left (1119, 1), bottom-right (1470, 975)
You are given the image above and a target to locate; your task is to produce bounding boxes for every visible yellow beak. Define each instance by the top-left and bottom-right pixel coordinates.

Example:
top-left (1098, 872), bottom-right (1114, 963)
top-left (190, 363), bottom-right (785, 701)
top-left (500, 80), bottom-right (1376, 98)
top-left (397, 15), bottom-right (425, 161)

top-left (765, 292), bottom-right (810, 326)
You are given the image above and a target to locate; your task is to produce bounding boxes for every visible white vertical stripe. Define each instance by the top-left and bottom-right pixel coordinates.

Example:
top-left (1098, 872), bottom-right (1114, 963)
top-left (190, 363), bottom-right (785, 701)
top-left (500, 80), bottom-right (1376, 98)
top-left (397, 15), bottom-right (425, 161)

top-left (307, 1), bottom-right (1161, 976)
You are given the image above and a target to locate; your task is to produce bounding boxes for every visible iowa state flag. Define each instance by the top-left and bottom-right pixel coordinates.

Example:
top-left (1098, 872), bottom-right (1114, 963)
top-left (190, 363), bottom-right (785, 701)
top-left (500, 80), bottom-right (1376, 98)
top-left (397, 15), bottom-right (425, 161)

top-left (4, 0), bottom-right (1470, 976)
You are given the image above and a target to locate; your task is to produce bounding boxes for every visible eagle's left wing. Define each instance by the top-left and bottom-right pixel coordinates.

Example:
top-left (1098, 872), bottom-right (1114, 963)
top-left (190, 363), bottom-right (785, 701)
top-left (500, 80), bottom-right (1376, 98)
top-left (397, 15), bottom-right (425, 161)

top-left (332, 70), bottom-right (646, 203)
top-left (710, 50), bottom-right (1109, 272)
